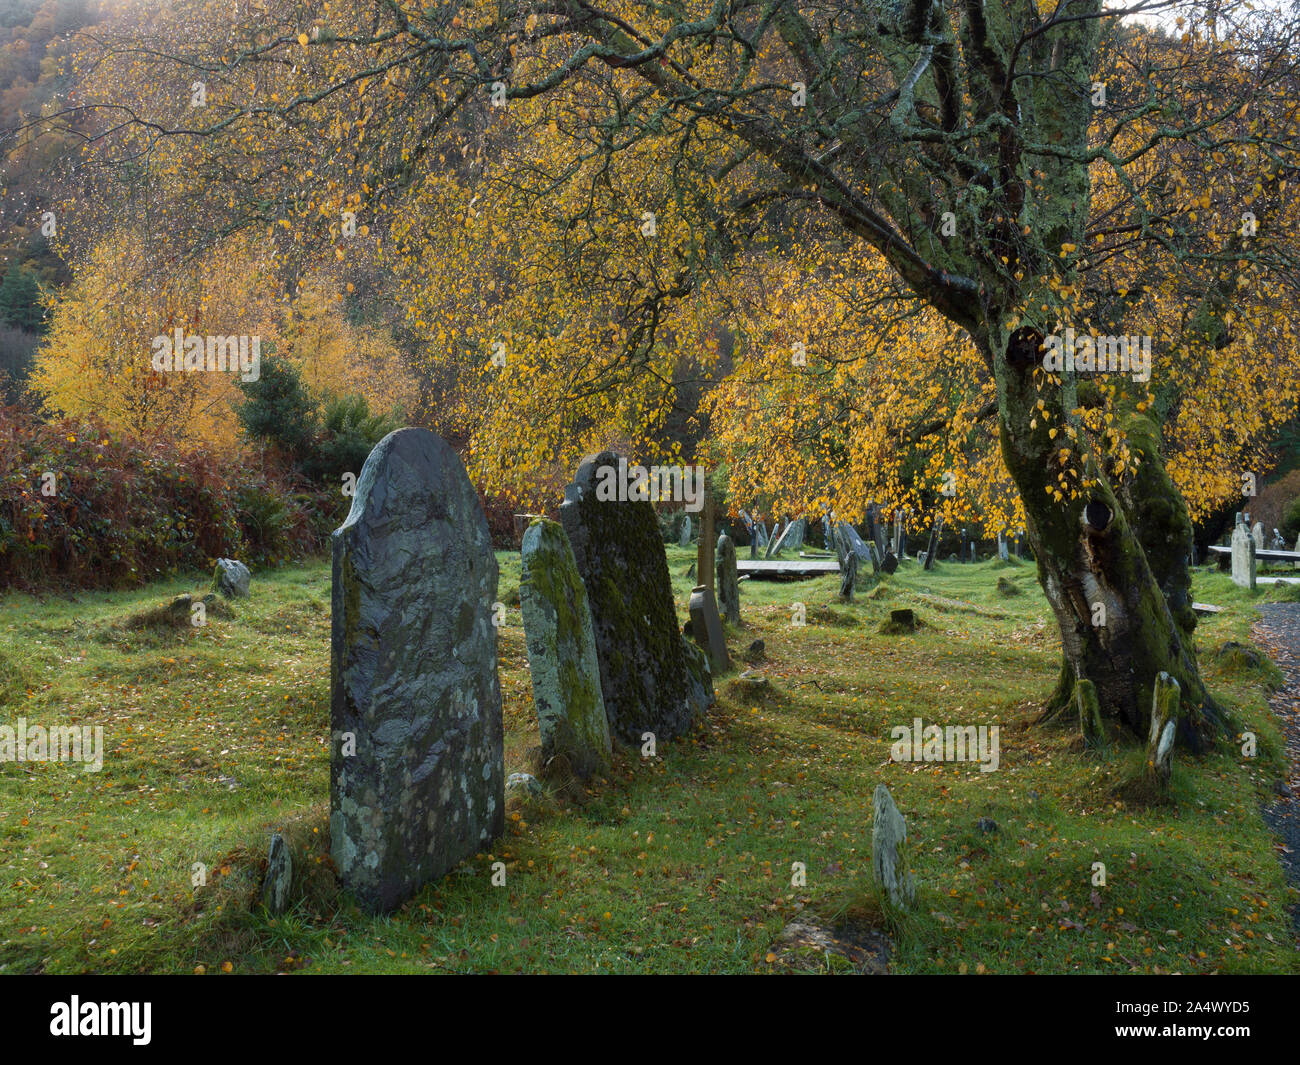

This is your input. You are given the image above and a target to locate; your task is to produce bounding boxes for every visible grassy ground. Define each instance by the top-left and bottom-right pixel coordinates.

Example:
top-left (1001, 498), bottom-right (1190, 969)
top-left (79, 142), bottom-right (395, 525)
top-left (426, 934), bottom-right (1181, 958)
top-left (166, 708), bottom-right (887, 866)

top-left (1, 549), bottom-right (1296, 974)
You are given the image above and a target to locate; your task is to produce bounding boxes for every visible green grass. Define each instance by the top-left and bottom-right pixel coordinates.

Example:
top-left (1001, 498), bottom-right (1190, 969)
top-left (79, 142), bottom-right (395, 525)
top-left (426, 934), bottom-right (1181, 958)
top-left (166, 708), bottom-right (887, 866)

top-left (0, 551), bottom-right (1295, 974)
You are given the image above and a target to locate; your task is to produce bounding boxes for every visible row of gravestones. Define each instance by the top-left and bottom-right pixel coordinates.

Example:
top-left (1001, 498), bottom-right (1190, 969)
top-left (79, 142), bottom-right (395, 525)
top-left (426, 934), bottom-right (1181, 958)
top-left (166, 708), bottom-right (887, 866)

top-left (330, 433), bottom-right (716, 913)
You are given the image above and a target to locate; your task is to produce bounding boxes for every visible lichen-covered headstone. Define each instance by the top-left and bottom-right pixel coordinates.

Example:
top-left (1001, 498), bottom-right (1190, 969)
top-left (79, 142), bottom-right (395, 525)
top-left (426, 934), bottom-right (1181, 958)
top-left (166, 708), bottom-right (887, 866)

top-left (679, 514), bottom-right (693, 547)
top-left (520, 519), bottom-right (612, 778)
top-left (559, 451), bottom-right (712, 746)
top-left (330, 428), bottom-right (503, 914)
top-left (716, 533), bottom-right (740, 624)
top-left (871, 784), bottom-right (916, 909)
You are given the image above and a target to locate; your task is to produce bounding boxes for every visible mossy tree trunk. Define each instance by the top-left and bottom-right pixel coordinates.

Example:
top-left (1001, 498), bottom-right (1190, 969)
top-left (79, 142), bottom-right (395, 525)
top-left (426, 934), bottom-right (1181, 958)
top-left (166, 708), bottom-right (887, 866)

top-left (995, 331), bottom-right (1221, 748)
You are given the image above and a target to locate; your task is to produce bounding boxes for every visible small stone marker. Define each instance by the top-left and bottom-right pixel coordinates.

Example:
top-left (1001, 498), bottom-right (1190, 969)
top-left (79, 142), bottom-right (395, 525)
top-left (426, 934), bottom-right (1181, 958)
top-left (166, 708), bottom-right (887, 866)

top-left (688, 585), bottom-right (730, 674)
top-left (839, 551), bottom-right (857, 602)
top-left (871, 784), bottom-right (916, 909)
top-left (559, 451), bottom-right (712, 746)
top-left (212, 558), bottom-right (251, 598)
top-left (520, 519), bottom-right (612, 779)
top-left (1252, 521), bottom-right (1265, 552)
top-left (330, 428), bottom-right (503, 914)
top-left (1144, 672), bottom-right (1181, 789)
top-left (1230, 523), bottom-right (1256, 590)
top-left (716, 533), bottom-right (740, 624)
top-left (262, 832), bottom-right (292, 915)
top-left (679, 514), bottom-right (693, 547)
top-left (881, 550), bottom-right (899, 575)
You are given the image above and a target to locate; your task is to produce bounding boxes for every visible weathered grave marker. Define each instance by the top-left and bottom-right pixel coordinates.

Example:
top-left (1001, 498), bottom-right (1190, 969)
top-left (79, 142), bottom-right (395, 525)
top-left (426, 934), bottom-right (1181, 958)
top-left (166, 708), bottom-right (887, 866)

top-left (520, 519), bottom-right (612, 779)
top-left (330, 428), bottom-right (503, 914)
top-left (560, 451), bottom-right (712, 746)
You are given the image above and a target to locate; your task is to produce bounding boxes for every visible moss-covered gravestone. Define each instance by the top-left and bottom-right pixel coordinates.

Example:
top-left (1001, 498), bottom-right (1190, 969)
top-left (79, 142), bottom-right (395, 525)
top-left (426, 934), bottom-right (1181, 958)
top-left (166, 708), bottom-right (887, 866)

top-left (559, 451), bottom-right (712, 746)
top-left (520, 519), bottom-right (612, 778)
top-left (330, 428), bottom-right (503, 914)
top-left (715, 533), bottom-right (740, 624)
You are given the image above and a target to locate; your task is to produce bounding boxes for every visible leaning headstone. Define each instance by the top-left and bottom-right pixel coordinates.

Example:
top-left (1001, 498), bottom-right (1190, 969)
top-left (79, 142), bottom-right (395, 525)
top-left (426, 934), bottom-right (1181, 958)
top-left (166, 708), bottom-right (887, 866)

top-left (716, 533), bottom-right (740, 624)
top-left (871, 785), bottom-right (916, 909)
top-left (559, 451), bottom-right (712, 746)
top-left (764, 520), bottom-right (785, 559)
top-left (688, 585), bottom-right (730, 673)
top-left (881, 550), bottom-right (899, 576)
top-left (836, 521), bottom-right (873, 568)
top-left (520, 519), bottom-right (612, 779)
top-left (923, 515), bottom-right (943, 571)
top-left (331, 428), bottom-right (503, 914)
top-left (1252, 521), bottom-right (1265, 552)
top-left (212, 558), bottom-right (251, 598)
top-left (262, 832), bottom-right (292, 915)
top-left (769, 519), bottom-right (798, 557)
top-left (839, 552), bottom-right (857, 602)
top-left (1230, 524), bottom-right (1256, 590)
top-left (679, 514), bottom-right (693, 547)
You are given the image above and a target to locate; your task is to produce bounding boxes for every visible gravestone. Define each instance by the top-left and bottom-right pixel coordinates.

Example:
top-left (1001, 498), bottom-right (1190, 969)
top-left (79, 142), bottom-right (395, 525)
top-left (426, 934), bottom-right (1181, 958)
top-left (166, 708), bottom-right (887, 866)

top-left (822, 512), bottom-right (834, 550)
top-left (872, 785), bottom-right (916, 909)
top-left (750, 520), bottom-right (768, 560)
top-left (262, 832), bottom-right (292, 915)
top-left (520, 519), bottom-right (612, 779)
top-left (788, 518), bottom-right (806, 551)
top-left (559, 451), bottom-right (712, 746)
top-left (764, 520), bottom-right (784, 559)
top-left (331, 428), bottom-right (503, 914)
top-left (716, 533), bottom-right (740, 624)
top-left (866, 541), bottom-right (882, 574)
top-left (881, 550), bottom-right (899, 575)
top-left (839, 551), bottom-right (857, 601)
top-left (213, 558), bottom-right (251, 598)
top-left (769, 519), bottom-right (798, 556)
top-left (688, 585), bottom-right (730, 674)
top-left (1252, 522), bottom-right (1265, 551)
top-left (836, 521), bottom-right (873, 568)
top-left (679, 514), bottom-right (693, 547)
top-left (1230, 523), bottom-right (1256, 590)
top-left (892, 511), bottom-right (904, 556)
top-left (997, 532), bottom-right (1009, 562)
top-left (1271, 527), bottom-right (1286, 550)
top-left (923, 515), bottom-right (943, 571)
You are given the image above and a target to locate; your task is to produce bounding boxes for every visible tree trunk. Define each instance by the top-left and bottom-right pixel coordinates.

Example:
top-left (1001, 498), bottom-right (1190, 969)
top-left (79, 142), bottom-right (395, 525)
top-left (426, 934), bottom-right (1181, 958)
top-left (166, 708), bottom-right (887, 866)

top-left (995, 329), bottom-right (1222, 750)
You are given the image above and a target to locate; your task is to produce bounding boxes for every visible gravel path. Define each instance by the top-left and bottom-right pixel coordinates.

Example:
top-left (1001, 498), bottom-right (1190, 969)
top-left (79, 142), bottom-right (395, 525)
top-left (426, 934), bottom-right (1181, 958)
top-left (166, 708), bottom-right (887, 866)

top-left (1250, 603), bottom-right (1300, 939)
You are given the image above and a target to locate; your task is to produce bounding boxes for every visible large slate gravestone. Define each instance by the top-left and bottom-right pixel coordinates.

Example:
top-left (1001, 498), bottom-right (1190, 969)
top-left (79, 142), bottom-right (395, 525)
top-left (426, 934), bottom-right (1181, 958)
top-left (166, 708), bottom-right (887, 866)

top-left (716, 533), bottom-right (740, 624)
top-left (331, 428), bottom-right (503, 914)
top-left (560, 452), bottom-right (712, 746)
top-left (520, 519), bottom-right (612, 779)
